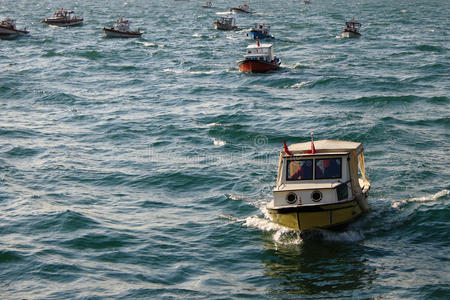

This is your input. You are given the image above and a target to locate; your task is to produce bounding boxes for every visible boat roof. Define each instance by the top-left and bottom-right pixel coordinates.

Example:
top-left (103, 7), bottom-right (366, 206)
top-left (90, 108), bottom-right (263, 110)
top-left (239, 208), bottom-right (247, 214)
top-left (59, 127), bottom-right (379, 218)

top-left (287, 140), bottom-right (363, 154)
top-left (247, 43), bottom-right (272, 49)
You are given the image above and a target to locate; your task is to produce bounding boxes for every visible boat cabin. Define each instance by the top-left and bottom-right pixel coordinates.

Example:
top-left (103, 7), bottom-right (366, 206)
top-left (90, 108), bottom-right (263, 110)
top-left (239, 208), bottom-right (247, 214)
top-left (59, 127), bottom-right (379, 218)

top-left (0, 18), bottom-right (16, 29)
top-left (344, 21), bottom-right (361, 33)
top-left (217, 17), bottom-right (235, 26)
top-left (244, 43), bottom-right (274, 62)
top-left (273, 140), bottom-right (370, 210)
top-left (114, 19), bottom-right (131, 32)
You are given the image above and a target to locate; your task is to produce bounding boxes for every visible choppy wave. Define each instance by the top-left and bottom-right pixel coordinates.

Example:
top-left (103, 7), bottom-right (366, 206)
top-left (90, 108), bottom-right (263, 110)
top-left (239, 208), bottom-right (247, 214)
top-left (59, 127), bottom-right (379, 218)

top-left (392, 189), bottom-right (450, 209)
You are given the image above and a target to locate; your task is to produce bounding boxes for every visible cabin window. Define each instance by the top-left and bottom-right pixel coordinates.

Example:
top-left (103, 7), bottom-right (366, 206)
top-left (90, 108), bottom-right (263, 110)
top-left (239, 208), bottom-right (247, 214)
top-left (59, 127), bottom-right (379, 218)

top-left (315, 158), bottom-right (342, 179)
top-left (286, 159), bottom-right (313, 181)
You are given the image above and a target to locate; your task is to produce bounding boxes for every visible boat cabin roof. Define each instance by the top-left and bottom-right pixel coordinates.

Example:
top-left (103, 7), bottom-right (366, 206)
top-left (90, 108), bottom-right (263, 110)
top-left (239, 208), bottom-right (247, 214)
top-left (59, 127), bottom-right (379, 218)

top-left (247, 43), bottom-right (272, 49)
top-left (345, 21), bottom-right (361, 27)
top-left (287, 140), bottom-right (363, 155)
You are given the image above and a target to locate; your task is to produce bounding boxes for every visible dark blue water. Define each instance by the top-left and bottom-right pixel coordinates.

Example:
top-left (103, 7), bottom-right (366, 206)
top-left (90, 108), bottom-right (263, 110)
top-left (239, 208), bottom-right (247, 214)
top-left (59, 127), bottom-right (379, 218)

top-left (1, 0), bottom-right (449, 298)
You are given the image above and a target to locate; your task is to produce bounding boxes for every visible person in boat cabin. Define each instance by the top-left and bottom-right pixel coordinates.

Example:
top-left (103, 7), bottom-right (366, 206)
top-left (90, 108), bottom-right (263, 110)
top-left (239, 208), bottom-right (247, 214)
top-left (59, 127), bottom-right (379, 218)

top-left (288, 160), bottom-right (313, 180)
top-left (315, 158), bottom-right (341, 179)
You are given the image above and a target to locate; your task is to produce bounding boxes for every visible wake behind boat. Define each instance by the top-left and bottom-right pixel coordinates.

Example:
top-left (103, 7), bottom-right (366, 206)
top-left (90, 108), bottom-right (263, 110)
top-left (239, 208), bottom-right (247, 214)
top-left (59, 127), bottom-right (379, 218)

top-left (0, 18), bottom-right (29, 38)
top-left (42, 9), bottom-right (83, 27)
top-left (238, 40), bottom-right (280, 73)
top-left (267, 135), bottom-right (371, 232)
top-left (103, 19), bottom-right (142, 38)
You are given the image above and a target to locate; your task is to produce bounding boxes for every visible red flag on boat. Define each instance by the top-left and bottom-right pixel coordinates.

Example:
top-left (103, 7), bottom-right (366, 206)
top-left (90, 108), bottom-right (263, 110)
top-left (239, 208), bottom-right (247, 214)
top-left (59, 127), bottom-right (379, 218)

top-left (306, 132), bottom-right (316, 154)
top-left (256, 38), bottom-right (260, 47)
top-left (283, 139), bottom-right (293, 156)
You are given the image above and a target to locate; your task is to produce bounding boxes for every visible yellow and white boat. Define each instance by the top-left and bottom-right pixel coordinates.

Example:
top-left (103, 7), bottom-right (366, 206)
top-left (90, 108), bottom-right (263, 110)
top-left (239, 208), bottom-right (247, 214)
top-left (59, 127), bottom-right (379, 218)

top-left (267, 136), bottom-right (370, 231)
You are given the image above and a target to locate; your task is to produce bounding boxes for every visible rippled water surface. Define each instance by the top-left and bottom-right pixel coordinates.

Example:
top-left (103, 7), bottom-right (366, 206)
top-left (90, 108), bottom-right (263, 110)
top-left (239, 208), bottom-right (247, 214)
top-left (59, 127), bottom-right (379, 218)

top-left (1, 0), bottom-right (449, 299)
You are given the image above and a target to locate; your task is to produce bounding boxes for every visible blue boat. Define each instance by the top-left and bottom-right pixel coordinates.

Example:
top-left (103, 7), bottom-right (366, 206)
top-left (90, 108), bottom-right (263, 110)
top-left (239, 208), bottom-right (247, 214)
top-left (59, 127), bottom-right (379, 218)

top-left (247, 23), bottom-right (274, 40)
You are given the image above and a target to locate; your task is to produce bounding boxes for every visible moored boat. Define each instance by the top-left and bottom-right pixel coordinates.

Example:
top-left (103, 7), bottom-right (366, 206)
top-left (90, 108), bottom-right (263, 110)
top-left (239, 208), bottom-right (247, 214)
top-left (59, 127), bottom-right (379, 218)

top-left (213, 16), bottom-right (237, 31)
top-left (0, 18), bottom-right (29, 38)
top-left (341, 18), bottom-right (361, 38)
top-left (201, 1), bottom-right (215, 8)
top-left (238, 40), bottom-right (280, 73)
top-left (248, 23), bottom-right (274, 40)
top-left (267, 135), bottom-right (371, 232)
top-left (230, 3), bottom-right (254, 14)
top-left (103, 19), bottom-right (142, 38)
top-left (42, 9), bottom-right (83, 27)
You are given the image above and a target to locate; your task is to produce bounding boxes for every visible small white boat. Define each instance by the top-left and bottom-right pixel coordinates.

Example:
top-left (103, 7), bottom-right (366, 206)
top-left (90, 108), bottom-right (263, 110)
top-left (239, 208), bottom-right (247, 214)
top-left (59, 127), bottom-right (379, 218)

top-left (202, 1), bottom-right (215, 8)
top-left (267, 134), bottom-right (371, 232)
top-left (42, 9), bottom-right (83, 27)
top-left (342, 18), bottom-right (361, 38)
top-left (103, 19), bottom-right (142, 38)
top-left (0, 18), bottom-right (29, 38)
top-left (230, 3), bottom-right (254, 14)
top-left (213, 17), bottom-right (238, 31)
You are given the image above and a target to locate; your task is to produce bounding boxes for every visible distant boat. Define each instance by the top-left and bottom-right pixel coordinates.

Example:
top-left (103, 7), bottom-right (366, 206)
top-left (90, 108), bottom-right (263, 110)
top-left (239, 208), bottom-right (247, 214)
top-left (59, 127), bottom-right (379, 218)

top-left (230, 3), bottom-right (254, 14)
top-left (201, 1), bottom-right (215, 8)
top-left (42, 9), bottom-right (83, 27)
top-left (238, 40), bottom-right (280, 73)
top-left (302, 0), bottom-right (311, 4)
top-left (103, 19), bottom-right (142, 38)
top-left (342, 18), bottom-right (361, 38)
top-left (213, 17), bottom-right (238, 31)
top-left (0, 18), bottom-right (29, 38)
top-left (248, 23), bottom-right (274, 40)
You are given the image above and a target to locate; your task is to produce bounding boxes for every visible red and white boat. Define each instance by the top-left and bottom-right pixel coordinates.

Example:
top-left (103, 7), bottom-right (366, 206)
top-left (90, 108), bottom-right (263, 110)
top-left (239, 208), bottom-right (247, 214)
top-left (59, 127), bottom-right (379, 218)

top-left (42, 9), bottom-right (83, 27)
top-left (103, 19), bottom-right (142, 38)
top-left (0, 18), bottom-right (29, 38)
top-left (238, 40), bottom-right (281, 73)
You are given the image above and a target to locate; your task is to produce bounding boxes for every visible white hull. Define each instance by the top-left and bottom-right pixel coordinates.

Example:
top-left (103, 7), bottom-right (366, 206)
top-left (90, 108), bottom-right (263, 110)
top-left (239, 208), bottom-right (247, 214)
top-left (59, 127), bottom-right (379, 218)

top-left (341, 31), bottom-right (361, 38)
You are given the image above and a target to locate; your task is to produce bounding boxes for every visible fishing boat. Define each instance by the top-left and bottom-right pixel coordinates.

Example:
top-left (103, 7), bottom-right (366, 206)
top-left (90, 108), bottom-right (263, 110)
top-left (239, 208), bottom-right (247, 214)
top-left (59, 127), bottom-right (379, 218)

top-left (213, 17), bottom-right (237, 31)
top-left (267, 134), bottom-right (371, 232)
top-left (201, 1), bottom-right (215, 8)
top-left (0, 18), bottom-right (29, 38)
top-left (230, 3), bottom-right (254, 14)
top-left (238, 40), bottom-right (280, 73)
top-left (302, 0), bottom-right (311, 4)
top-left (103, 19), bottom-right (142, 38)
top-left (341, 18), bottom-right (361, 38)
top-left (42, 9), bottom-right (83, 27)
top-left (248, 23), bottom-right (274, 40)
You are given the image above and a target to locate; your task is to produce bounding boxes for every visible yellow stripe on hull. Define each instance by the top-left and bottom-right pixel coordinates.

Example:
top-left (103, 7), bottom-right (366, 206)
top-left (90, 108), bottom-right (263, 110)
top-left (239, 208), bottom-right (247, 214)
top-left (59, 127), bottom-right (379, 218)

top-left (268, 200), bottom-right (362, 231)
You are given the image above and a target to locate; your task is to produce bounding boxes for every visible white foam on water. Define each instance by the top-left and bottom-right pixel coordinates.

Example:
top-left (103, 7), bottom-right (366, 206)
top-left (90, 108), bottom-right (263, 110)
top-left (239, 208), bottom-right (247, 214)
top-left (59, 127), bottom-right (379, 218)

top-left (206, 122), bottom-right (222, 127)
top-left (392, 189), bottom-right (449, 209)
top-left (192, 33), bottom-right (202, 38)
top-left (244, 215), bottom-right (285, 232)
top-left (212, 138), bottom-right (226, 147)
top-left (143, 42), bottom-right (157, 47)
top-left (216, 11), bottom-right (231, 16)
top-left (291, 81), bottom-right (310, 88)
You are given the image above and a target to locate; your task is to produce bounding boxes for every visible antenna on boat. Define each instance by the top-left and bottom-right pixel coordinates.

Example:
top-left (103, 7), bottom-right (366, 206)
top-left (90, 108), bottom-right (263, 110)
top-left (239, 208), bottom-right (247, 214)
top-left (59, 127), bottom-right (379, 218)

top-left (306, 132), bottom-right (316, 154)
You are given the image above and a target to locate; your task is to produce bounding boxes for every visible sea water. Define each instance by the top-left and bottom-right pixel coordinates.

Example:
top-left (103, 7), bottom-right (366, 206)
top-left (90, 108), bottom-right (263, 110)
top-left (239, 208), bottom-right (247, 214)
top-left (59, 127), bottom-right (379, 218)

top-left (1, 0), bottom-right (449, 298)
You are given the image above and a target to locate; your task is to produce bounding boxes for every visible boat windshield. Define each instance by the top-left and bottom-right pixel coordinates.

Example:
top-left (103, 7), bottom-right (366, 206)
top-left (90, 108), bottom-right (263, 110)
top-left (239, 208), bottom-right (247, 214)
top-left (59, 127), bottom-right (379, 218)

top-left (315, 158), bottom-right (342, 179)
top-left (286, 159), bottom-right (313, 181)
